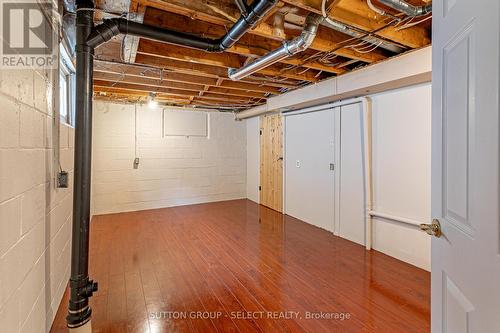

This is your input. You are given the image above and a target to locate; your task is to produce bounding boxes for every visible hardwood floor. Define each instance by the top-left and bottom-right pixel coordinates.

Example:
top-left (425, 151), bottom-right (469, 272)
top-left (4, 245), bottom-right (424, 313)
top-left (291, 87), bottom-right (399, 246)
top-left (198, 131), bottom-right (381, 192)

top-left (50, 199), bottom-right (430, 333)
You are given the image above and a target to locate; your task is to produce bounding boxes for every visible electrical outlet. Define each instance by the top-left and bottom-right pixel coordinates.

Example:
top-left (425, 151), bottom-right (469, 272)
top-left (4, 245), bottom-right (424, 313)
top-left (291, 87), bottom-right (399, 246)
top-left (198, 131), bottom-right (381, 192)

top-left (57, 171), bottom-right (69, 188)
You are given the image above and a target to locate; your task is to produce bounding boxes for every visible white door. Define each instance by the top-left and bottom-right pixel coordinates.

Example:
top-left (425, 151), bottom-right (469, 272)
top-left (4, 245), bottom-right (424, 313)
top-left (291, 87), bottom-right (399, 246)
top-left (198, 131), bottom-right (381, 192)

top-left (431, 0), bottom-right (500, 332)
top-left (284, 109), bottom-right (335, 232)
top-left (338, 103), bottom-right (366, 246)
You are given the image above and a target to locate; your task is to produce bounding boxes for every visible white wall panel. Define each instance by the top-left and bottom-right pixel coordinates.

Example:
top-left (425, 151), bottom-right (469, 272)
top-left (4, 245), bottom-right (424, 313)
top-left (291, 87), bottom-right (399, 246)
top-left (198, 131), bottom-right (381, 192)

top-left (164, 110), bottom-right (208, 137)
top-left (370, 83), bottom-right (431, 270)
top-left (285, 110), bottom-right (335, 232)
top-left (339, 103), bottom-right (366, 245)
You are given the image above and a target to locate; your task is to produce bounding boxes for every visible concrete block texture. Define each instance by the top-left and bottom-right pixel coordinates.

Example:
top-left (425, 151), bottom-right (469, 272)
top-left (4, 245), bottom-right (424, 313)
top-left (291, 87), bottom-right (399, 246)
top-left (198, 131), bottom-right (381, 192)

top-left (92, 102), bottom-right (247, 215)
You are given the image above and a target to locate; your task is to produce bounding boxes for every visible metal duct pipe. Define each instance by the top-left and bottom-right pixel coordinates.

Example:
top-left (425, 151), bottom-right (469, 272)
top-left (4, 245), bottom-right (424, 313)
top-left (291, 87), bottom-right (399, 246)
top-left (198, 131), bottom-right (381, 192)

top-left (67, 0), bottom-right (98, 331)
top-left (234, 0), bottom-right (249, 17)
top-left (219, 0), bottom-right (278, 50)
top-left (87, 0), bottom-right (277, 51)
top-left (228, 13), bottom-right (323, 81)
top-left (378, 0), bottom-right (432, 17)
top-left (323, 19), bottom-right (406, 53)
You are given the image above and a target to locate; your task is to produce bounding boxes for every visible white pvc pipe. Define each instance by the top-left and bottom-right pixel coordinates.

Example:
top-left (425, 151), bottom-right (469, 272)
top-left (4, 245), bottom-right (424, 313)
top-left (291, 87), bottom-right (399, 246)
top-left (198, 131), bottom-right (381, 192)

top-left (369, 210), bottom-right (426, 227)
top-left (362, 97), bottom-right (373, 250)
top-left (234, 104), bottom-right (269, 120)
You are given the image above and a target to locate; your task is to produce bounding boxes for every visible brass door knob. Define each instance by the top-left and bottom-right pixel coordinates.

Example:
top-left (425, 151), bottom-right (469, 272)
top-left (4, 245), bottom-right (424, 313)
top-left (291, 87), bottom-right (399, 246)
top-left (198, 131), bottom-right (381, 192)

top-left (419, 219), bottom-right (442, 238)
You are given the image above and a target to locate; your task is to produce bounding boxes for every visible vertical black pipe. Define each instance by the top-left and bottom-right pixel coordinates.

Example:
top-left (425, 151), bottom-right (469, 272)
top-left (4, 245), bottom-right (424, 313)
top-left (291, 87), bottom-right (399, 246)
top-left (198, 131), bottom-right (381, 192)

top-left (67, 0), bottom-right (98, 329)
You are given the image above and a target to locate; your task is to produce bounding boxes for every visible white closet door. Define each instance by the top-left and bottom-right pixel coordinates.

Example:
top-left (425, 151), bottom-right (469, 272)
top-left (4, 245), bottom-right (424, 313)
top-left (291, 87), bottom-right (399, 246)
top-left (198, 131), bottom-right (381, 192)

top-left (339, 103), bottom-right (366, 246)
top-left (285, 109), bottom-right (336, 232)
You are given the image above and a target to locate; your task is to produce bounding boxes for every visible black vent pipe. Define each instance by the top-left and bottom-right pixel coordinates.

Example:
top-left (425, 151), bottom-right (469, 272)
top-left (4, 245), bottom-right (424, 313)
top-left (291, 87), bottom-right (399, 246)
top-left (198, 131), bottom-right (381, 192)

top-left (67, 0), bottom-right (98, 330)
top-left (87, 0), bottom-right (278, 51)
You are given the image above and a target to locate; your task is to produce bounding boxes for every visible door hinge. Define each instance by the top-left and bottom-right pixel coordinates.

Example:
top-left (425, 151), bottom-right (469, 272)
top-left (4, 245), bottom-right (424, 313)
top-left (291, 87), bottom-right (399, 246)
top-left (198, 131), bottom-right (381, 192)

top-left (259, 130), bottom-right (262, 135)
top-left (259, 186), bottom-right (262, 191)
top-left (330, 163), bottom-right (335, 171)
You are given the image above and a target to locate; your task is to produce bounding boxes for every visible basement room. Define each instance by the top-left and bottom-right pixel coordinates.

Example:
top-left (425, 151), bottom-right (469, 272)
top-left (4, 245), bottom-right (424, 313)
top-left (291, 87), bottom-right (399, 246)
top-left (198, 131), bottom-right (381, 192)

top-left (1, 0), bottom-right (499, 332)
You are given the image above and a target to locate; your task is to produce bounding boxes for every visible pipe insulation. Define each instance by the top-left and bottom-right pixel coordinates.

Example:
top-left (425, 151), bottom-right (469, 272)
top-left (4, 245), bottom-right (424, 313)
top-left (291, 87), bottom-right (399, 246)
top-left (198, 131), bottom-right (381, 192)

top-left (378, 0), bottom-right (432, 17)
top-left (228, 13), bottom-right (324, 81)
top-left (87, 0), bottom-right (278, 51)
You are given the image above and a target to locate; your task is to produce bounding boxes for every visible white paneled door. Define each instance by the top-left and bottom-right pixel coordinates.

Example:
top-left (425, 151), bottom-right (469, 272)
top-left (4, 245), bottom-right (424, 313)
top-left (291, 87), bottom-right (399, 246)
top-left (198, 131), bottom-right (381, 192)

top-left (431, 0), bottom-right (500, 332)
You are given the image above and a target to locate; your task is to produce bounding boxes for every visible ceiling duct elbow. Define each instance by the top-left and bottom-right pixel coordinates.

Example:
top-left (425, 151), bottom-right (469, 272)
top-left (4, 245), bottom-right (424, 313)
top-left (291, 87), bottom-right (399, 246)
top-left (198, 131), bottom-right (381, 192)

top-left (228, 13), bottom-right (323, 81)
top-left (378, 0), bottom-right (432, 17)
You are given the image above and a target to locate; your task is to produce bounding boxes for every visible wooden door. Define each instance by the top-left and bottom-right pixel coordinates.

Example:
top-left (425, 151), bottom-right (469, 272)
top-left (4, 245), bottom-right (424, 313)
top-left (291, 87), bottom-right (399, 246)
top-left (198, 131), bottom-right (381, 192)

top-left (431, 0), bottom-right (500, 332)
top-left (260, 114), bottom-right (283, 212)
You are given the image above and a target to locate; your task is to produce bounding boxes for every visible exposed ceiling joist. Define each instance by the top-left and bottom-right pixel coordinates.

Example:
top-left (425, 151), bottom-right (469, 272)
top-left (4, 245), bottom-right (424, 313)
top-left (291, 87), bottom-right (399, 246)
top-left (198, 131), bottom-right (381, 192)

top-left (92, 0), bottom-right (431, 109)
top-left (281, 0), bottom-right (430, 48)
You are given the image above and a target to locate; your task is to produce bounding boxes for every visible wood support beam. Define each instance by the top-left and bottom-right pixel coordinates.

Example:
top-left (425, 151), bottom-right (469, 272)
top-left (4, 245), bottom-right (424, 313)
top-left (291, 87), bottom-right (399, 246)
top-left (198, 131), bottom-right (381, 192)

top-left (280, 0), bottom-right (430, 48)
top-left (93, 80), bottom-right (259, 104)
top-left (143, 0), bottom-right (387, 63)
top-left (142, 8), bottom-right (347, 74)
top-left (93, 72), bottom-right (269, 98)
top-left (137, 41), bottom-right (322, 82)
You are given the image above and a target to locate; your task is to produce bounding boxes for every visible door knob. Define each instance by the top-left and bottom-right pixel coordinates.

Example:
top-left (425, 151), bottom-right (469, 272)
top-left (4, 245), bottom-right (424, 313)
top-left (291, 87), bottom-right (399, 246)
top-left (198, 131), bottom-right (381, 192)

top-left (419, 219), bottom-right (442, 238)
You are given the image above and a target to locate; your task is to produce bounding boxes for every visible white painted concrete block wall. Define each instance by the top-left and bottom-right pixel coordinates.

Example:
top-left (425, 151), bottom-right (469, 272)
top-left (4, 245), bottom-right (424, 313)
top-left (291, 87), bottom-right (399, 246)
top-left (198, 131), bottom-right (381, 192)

top-left (0, 68), bottom-right (74, 332)
top-left (92, 102), bottom-right (246, 215)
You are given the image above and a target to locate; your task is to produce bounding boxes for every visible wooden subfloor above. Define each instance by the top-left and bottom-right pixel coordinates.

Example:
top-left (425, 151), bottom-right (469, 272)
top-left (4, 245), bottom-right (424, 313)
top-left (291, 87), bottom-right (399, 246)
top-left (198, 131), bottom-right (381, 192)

top-left (50, 199), bottom-right (430, 333)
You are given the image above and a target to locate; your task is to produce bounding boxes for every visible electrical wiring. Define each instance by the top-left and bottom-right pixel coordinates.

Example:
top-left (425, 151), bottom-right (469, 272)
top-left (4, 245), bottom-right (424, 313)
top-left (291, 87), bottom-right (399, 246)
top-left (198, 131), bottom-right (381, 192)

top-left (396, 15), bottom-right (432, 30)
top-left (352, 41), bottom-right (383, 53)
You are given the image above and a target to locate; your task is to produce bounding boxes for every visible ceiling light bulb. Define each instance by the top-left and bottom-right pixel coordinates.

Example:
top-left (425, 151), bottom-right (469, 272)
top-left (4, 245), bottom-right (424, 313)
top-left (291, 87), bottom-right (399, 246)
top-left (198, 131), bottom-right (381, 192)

top-left (148, 99), bottom-right (158, 109)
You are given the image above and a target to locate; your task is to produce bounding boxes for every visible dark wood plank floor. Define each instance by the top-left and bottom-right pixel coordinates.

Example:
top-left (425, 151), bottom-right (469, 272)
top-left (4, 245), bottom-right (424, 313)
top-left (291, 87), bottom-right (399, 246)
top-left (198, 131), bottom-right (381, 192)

top-left (50, 199), bottom-right (430, 333)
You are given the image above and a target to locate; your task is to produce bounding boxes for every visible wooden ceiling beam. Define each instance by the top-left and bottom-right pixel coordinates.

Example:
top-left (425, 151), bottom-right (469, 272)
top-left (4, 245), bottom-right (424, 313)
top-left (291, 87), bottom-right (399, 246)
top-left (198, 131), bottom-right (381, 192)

top-left (94, 71), bottom-right (205, 91)
top-left (137, 41), bottom-right (322, 82)
top-left (142, 8), bottom-right (346, 74)
top-left (94, 87), bottom-right (258, 107)
top-left (93, 80), bottom-right (258, 103)
top-left (93, 60), bottom-right (289, 92)
top-left (143, 0), bottom-right (387, 63)
top-left (280, 0), bottom-right (430, 48)
top-left (93, 89), bottom-right (251, 107)
top-left (93, 72), bottom-right (269, 99)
